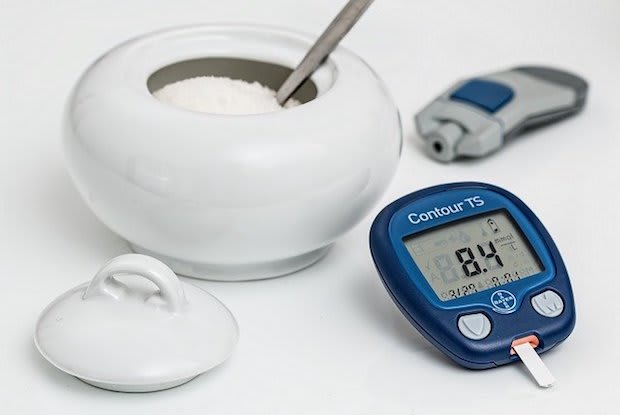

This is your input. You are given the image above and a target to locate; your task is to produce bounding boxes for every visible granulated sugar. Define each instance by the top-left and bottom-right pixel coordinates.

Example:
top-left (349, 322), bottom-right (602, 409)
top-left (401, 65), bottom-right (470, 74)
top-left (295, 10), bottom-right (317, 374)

top-left (153, 76), bottom-right (301, 115)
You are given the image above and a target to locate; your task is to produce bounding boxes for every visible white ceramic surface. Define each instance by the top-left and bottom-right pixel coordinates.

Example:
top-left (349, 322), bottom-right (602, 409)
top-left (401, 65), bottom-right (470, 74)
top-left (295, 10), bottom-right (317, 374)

top-left (34, 254), bottom-right (239, 392)
top-left (63, 24), bottom-right (402, 280)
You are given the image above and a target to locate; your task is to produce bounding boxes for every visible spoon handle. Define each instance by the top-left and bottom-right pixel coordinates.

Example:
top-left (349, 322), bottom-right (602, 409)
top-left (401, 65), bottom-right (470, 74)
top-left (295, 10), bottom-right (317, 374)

top-left (276, 0), bottom-right (375, 105)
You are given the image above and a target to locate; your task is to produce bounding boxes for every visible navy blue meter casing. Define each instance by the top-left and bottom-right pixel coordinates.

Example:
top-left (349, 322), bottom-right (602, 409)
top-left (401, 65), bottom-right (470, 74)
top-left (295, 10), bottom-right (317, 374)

top-left (369, 182), bottom-right (575, 369)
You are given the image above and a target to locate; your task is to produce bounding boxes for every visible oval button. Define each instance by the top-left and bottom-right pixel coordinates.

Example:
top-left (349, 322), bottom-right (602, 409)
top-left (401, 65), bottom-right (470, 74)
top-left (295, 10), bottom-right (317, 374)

top-left (531, 290), bottom-right (564, 318)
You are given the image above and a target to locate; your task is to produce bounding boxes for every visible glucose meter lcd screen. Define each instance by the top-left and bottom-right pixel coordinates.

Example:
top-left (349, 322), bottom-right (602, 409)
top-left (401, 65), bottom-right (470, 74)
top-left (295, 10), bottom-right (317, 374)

top-left (403, 209), bottom-right (544, 301)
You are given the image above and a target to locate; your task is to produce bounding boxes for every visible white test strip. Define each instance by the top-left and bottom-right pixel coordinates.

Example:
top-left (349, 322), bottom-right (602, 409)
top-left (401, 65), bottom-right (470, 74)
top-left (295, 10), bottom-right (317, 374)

top-left (513, 342), bottom-right (556, 388)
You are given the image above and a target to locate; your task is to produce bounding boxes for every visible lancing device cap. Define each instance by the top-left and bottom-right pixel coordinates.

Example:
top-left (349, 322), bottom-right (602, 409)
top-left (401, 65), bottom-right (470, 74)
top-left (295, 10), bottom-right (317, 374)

top-left (415, 66), bottom-right (588, 162)
top-left (34, 254), bottom-right (239, 392)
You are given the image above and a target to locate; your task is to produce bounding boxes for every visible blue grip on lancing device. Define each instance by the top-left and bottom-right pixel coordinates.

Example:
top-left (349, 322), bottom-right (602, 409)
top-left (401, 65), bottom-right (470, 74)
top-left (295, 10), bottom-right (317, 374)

top-left (369, 182), bottom-right (575, 370)
top-left (450, 79), bottom-right (514, 113)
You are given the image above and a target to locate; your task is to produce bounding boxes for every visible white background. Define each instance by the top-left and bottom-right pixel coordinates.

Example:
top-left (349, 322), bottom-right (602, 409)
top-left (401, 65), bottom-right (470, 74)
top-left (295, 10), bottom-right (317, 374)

top-left (1, 0), bottom-right (619, 413)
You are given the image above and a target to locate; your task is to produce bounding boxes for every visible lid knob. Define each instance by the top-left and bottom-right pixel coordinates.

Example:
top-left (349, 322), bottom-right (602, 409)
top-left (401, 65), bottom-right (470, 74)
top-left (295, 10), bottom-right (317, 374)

top-left (83, 254), bottom-right (187, 314)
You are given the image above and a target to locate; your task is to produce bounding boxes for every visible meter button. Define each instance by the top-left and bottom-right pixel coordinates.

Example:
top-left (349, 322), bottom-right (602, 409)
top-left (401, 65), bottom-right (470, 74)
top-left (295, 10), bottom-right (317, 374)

top-left (458, 313), bottom-right (491, 340)
top-left (531, 290), bottom-right (564, 318)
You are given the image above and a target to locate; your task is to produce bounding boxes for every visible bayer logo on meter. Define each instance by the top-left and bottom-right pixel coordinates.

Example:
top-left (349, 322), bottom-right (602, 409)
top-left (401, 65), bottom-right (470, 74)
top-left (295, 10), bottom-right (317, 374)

top-left (370, 182), bottom-right (576, 370)
top-left (490, 290), bottom-right (517, 313)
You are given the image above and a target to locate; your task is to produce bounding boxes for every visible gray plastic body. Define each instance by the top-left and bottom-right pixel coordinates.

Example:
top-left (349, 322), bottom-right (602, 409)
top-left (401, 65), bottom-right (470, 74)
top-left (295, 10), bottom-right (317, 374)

top-left (415, 66), bottom-right (588, 162)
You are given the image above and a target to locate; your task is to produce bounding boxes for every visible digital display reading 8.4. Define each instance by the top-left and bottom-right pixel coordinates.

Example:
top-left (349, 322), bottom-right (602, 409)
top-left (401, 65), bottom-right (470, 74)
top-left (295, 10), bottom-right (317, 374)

top-left (403, 210), bottom-right (543, 301)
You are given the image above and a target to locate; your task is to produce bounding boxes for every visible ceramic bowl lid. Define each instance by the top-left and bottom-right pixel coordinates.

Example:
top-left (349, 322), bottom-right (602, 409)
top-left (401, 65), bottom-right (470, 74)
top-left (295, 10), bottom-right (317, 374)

top-left (34, 254), bottom-right (239, 392)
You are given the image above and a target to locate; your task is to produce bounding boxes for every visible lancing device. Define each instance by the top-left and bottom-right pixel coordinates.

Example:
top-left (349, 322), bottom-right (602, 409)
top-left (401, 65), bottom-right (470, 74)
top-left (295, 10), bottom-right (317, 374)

top-left (415, 66), bottom-right (588, 162)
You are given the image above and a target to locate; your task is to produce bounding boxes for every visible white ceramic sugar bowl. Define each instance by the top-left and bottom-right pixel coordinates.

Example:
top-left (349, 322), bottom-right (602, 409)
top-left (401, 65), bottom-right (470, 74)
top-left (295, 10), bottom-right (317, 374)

top-left (64, 24), bottom-right (402, 281)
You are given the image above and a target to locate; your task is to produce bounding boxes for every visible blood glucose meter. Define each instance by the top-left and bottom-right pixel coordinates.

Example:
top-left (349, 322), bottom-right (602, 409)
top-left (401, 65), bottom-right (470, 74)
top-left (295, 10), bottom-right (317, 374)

top-left (369, 182), bottom-right (575, 384)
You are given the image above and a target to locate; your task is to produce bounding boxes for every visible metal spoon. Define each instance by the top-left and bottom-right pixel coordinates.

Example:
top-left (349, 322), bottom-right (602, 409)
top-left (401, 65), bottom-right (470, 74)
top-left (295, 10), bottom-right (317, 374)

top-left (276, 0), bottom-right (375, 105)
